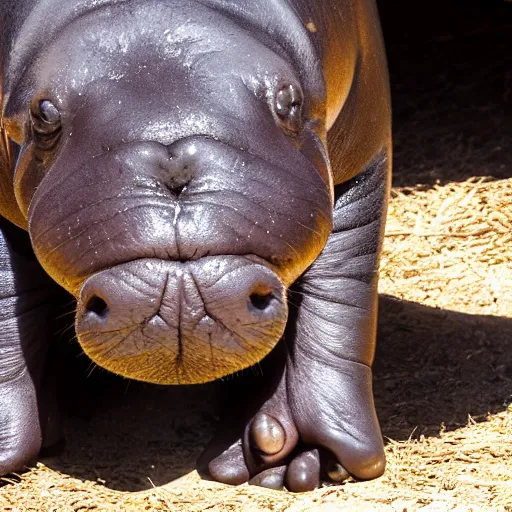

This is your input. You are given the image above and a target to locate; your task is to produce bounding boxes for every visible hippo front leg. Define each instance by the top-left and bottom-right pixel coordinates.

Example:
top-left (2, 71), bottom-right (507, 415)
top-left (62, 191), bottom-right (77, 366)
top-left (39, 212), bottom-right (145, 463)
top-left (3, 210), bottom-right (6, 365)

top-left (282, 150), bottom-right (390, 487)
top-left (205, 151), bottom-right (390, 491)
top-left (0, 219), bottom-right (60, 476)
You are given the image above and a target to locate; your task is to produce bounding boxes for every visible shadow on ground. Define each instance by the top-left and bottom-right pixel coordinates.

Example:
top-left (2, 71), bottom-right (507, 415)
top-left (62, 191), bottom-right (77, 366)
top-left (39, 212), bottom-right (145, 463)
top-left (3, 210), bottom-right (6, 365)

top-left (374, 296), bottom-right (511, 439)
top-left (37, 295), bottom-right (512, 492)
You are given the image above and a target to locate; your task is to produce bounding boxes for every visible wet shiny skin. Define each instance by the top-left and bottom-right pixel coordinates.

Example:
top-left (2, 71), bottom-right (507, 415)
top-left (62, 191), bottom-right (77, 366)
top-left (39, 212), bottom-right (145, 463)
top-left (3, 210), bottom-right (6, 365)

top-left (0, 0), bottom-right (391, 491)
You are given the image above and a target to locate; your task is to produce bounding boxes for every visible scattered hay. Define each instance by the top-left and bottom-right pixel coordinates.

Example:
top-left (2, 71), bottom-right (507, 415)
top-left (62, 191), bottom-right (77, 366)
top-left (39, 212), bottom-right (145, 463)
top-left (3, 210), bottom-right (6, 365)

top-left (1, 412), bottom-right (511, 511)
top-left (381, 177), bottom-right (512, 316)
top-left (1, 178), bottom-right (510, 511)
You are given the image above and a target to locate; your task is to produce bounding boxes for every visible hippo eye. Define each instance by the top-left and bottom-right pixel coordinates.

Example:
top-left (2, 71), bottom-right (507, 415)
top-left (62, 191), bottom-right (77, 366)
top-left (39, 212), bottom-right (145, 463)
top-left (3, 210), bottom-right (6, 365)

top-left (31, 100), bottom-right (62, 135)
top-left (274, 84), bottom-right (303, 134)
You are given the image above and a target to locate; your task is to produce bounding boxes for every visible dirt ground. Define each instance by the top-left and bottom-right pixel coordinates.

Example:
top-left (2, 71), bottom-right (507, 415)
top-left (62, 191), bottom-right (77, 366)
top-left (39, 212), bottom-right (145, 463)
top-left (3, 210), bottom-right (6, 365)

top-left (1, 1), bottom-right (511, 511)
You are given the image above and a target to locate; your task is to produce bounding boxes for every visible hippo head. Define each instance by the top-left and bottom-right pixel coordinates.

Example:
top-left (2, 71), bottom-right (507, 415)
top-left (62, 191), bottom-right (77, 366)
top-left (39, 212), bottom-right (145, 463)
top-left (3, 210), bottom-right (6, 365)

top-left (3, 1), bottom-right (332, 384)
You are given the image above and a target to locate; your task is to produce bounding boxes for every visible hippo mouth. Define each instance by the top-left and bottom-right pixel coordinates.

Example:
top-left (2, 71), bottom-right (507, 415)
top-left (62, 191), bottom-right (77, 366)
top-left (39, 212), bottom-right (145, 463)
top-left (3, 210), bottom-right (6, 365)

top-left (74, 256), bottom-right (288, 384)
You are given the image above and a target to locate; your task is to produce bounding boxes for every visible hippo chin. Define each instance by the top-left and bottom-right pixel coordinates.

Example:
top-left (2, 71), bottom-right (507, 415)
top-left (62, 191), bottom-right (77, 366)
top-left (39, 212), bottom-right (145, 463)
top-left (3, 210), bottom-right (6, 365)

top-left (1, 0), bottom-right (391, 492)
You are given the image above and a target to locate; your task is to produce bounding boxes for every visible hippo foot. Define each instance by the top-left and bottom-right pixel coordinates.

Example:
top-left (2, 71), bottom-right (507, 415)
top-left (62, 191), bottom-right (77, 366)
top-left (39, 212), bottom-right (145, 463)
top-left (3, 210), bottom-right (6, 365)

top-left (0, 373), bottom-right (42, 476)
top-left (0, 370), bottom-right (63, 476)
top-left (199, 347), bottom-right (385, 492)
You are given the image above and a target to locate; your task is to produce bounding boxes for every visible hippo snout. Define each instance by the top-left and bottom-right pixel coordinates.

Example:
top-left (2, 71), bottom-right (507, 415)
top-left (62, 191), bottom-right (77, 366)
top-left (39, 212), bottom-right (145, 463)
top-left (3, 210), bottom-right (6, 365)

top-left (75, 256), bottom-right (287, 384)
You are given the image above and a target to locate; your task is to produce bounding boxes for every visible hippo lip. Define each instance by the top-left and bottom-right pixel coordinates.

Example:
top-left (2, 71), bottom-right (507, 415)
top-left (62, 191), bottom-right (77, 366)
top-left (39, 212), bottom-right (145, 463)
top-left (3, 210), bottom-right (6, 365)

top-left (75, 256), bottom-right (288, 385)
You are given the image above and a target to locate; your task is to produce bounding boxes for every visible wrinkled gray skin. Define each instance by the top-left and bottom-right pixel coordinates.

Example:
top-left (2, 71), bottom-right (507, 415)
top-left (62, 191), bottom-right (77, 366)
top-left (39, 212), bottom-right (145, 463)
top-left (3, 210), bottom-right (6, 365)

top-left (0, 0), bottom-right (391, 491)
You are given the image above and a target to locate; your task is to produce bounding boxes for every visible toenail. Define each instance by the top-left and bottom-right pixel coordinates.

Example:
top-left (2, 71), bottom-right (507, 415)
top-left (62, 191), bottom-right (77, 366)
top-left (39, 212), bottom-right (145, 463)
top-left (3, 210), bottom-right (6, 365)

top-left (208, 457), bottom-right (250, 486)
top-left (285, 451), bottom-right (321, 492)
top-left (249, 467), bottom-right (286, 490)
top-left (249, 412), bottom-right (286, 456)
top-left (326, 460), bottom-right (350, 483)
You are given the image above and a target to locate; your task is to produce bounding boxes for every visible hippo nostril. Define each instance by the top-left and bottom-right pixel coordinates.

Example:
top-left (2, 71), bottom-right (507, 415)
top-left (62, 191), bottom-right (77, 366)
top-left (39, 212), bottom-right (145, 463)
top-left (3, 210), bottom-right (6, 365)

top-left (165, 182), bottom-right (188, 198)
top-left (249, 292), bottom-right (274, 311)
top-left (173, 184), bottom-right (187, 196)
top-left (85, 295), bottom-right (109, 319)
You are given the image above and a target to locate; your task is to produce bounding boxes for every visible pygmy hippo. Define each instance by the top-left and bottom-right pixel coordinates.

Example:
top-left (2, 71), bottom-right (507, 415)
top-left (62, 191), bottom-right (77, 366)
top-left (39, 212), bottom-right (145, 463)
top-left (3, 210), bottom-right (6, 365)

top-left (0, 0), bottom-right (391, 492)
